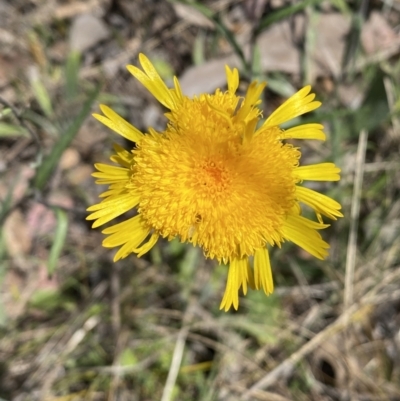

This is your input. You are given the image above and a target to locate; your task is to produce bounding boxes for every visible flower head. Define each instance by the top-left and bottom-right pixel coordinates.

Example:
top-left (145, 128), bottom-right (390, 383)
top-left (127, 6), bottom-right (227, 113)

top-left (87, 54), bottom-right (342, 311)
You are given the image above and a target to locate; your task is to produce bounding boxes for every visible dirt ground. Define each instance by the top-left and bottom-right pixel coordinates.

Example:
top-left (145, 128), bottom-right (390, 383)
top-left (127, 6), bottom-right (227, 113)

top-left (1, 0), bottom-right (400, 400)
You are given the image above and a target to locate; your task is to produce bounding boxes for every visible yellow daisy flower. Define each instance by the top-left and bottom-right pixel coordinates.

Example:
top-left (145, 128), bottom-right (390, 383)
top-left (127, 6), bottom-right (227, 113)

top-left (87, 53), bottom-right (343, 312)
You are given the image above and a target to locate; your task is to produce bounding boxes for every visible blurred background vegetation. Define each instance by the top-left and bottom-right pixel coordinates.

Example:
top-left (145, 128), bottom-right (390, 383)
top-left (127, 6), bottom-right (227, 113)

top-left (0, 0), bottom-right (400, 400)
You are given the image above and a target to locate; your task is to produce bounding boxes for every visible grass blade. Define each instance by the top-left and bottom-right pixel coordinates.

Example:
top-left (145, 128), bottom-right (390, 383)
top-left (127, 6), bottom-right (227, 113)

top-left (33, 85), bottom-right (101, 190)
top-left (29, 70), bottom-right (54, 118)
top-left (172, 0), bottom-right (250, 73)
top-left (0, 123), bottom-right (28, 137)
top-left (352, 68), bottom-right (390, 133)
top-left (48, 207), bottom-right (68, 276)
top-left (0, 178), bottom-right (17, 226)
top-left (257, 0), bottom-right (323, 33)
top-left (65, 50), bottom-right (81, 101)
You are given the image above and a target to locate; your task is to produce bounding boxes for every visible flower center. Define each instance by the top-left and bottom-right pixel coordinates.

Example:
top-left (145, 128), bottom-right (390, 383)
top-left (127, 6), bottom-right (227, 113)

top-left (131, 93), bottom-right (300, 262)
top-left (196, 160), bottom-right (230, 195)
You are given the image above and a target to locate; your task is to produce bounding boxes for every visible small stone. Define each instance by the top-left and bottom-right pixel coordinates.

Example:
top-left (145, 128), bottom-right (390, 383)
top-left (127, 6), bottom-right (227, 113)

top-left (59, 147), bottom-right (80, 170)
top-left (143, 104), bottom-right (163, 131)
top-left (4, 209), bottom-right (32, 258)
top-left (69, 14), bottom-right (110, 53)
top-left (66, 165), bottom-right (93, 186)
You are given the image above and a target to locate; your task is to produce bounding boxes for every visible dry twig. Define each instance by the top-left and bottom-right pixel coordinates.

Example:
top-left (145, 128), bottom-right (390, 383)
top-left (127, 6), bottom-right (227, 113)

top-left (344, 130), bottom-right (368, 309)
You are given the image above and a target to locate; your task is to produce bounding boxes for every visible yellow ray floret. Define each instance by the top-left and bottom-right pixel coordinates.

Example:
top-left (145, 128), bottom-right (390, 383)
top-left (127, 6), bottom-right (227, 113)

top-left (87, 192), bottom-right (140, 228)
top-left (93, 105), bottom-right (143, 143)
top-left (295, 163), bottom-right (341, 181)
top-left (234, 80), bottom-right (266, 123)
top-left (87, 53), bottom-right (343, 311)
top-left (296, 186), bottom-right (343, 220)
top-left (220, 257), bottom-right (253, 312)
top-left (127, 53), bottom-right (182, 111)
top-left (280, 123), bottom-right (326, 141)
top-left (254, 247), bottom-right (274, 295)
top-left (110, 144), bottom-right (134, 168)
top-left (102, 215), bottom-right (152, 261)
top-left (92, 164), bottom-right (130, 184)
top-left (281, 214), bottom-right (330, 260)
top-left (262, 86), bottom-right (321, 129)
top-left (225, 66), bottom-right (239, 94)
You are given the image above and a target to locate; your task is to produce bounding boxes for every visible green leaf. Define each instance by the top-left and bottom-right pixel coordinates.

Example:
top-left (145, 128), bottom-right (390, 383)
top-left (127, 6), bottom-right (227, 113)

top-left (30, 74), bottom-right (54, 118)
top-left (328, 0), bottom-right (351, 14)
top-left (0, 297), bottom-right (7, 327)
top-left (120, 348), bottom-right (138, 366)
top-left (178, 246), bottom-right (200, 297)
top-left (352, 69), bottom-right (390, 133)
top-left (172, 0), bottom-right (250, 73)
top-left (172, 0), bottom-right (213, 18)
top-left (193, 31), bottom-right (206, 66)
top-left (213, 15), bottom-right (249, 73)
top-left (266, 74), bottom-right (297, 98)
top-left (0, 123), bottom-right (28, 137)
top-left (33, 85), bottom-right (100, 190)
top-left (342, 12), bottom-right (363, 74)
top-left (48, 207), bottom-right (68, 276)
top-left (0, 234), bottom-right (8, 325)
top-left (65, 50), bottom-right (81, 101)
top-left (30, 288), bottom-right (64, 312)
top-left (151, 58), bottom-right (175, 82)
top-left (0, 107), bottom-right (12, 118)
top-left (0, 172), bottom-right (20, 225)
top-left (22, 109), bottom-right (59, 137)
top-left (251, 43), bottom-right (262, 79)
top-left (257, 0), bottom-right (323, 32)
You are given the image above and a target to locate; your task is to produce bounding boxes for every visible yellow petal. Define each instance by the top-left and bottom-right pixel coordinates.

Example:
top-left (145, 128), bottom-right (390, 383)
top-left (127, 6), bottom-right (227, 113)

top-left (281, 214), bottom-right (330, 260)
top-left (219, 257), bottom-right (255, 311)
top-left (220, 259), bottom-right (239, 312)
top-left (171, 76), bottom-right (184, 103)
top-left (263, 86), bottom-right (321, 128)
top-left (113, 227), bottom-right (150, 260)
top-left (225, 66), bottom-right (239, 94)
top-left (243, 117), bottom-right (258, 144)
top-left (133, 232), bottom-right (159, 257)
top-left (254, 247), bottom-right (274, 295)
top-left (235, 81), bottom-right (266, 123)
top-left (93, 163), bottom-right (129, 175)
top-left (110, 143), bottom-right (134, 168)
top-left (295, 163), bottom-right (341, 181)
top-left (98, 187), bottom-right (126, 198)
top-left (86, 193), bottom-right (139, 228)
top-left (281, 123), bottom-right (326, 141)
top-left (97, 183), bottom-right (127, 198)
top-left (93, 105), bottom-right (143, 143)
top-left (239, 258), bottom-right (251, 295)
top-left (247, 262), bottom-right (255, 290)
top-left (127, 54), bottom-right (179, 110)
top-left (92, 164), bottom-right (130, 184)
top-left (296, 186), bottom-right (343, 220)
top-left (101, 215), bottom-right (150, 260)
top-left (102, 214), bottom-right (141, 235)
